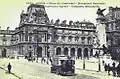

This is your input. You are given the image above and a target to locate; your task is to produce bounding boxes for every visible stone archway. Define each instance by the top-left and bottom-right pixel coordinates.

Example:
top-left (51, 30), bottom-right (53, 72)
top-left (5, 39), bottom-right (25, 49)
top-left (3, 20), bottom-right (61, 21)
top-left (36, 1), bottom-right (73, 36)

top-left (37, 46), bottom-right (42, 57)
top-left (77, 48), bottom-right (82, 59)
top-left (56, 47), bottom-right (61, 55)
top-left (70, 48), bottom-right (75, 57)
top-left (64, 47), bottom-right (68, 55)
top-left (84, 48), bottom-right (89, 59)
top-left (2, 48), bottom-right (7, 57)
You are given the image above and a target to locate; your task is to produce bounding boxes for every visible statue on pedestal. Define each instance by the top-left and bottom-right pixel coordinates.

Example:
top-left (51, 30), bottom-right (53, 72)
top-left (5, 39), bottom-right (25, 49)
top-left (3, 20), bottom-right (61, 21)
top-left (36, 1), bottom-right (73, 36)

top-left (20, 10), bottom-right (24, 23)
top-left (96, 8), bottom-right (106, 17)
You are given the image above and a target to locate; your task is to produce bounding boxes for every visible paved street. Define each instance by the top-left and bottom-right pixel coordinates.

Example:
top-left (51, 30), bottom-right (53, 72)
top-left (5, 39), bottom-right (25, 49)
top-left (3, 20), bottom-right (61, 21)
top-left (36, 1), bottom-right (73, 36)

top-left (0, 58), bottom-right (119, 79)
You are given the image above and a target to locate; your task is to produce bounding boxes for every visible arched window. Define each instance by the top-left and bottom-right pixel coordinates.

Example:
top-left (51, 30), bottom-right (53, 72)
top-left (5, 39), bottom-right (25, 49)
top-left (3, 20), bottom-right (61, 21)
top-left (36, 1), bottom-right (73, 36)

top-left (81, 37), bottom-right (85, 44)
top-left (77, 48), bottom-right (82, 58)
top-left (84, 48), bottom-right (89, 58)
top-left (64, 47), bottom-right (68, 55)
top-left (37, 46), bottom-right (42, 57)
top-left (70, 48), bottom-right (75, 57)
top-left (87, 37), bottom-right (92, 44)
top-left (68, 36), bottom-right (73, 42)
top-left (75, 36), bottom-right (79, 42)
top-left (62, 36), bottom-right (66, 41)
top-left (56, 47), bottom-right (61, 55)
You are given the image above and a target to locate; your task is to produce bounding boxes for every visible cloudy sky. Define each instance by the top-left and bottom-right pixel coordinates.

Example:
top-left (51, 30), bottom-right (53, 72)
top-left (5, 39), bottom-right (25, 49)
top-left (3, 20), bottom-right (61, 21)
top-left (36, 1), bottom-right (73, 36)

top-left (0, 0), bottom-right (119, 30)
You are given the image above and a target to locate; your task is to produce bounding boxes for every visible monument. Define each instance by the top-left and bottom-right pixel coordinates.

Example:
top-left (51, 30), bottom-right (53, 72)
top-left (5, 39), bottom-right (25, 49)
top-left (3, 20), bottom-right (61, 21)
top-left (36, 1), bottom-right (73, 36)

top-left (96, 8), bottom-right (107, 54)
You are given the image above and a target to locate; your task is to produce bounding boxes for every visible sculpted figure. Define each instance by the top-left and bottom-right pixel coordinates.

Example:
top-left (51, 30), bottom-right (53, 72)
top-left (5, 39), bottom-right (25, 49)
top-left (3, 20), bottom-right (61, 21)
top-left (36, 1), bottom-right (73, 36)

top-left (54, 19), bottom-right (60, 25)
top-left (69, 20), bottom-right (73, 25)
top-left (96, 8), bottom-right (106, 17)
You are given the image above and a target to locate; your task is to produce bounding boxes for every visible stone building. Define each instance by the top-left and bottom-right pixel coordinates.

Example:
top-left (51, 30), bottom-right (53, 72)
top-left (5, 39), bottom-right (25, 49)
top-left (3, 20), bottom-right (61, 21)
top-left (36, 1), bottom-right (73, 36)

top-left (0, 27), bottom-right (14, 57)
top-left (105, 6), bottom-right (120, 59)
top-left (0, 4), bottom-right (98, 59)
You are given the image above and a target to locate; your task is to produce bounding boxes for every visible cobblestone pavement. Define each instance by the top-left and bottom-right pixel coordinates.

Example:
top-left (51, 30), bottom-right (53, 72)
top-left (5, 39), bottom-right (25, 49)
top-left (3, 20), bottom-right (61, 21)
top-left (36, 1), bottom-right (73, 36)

top-left (0, 58), bottom-right (119, 79)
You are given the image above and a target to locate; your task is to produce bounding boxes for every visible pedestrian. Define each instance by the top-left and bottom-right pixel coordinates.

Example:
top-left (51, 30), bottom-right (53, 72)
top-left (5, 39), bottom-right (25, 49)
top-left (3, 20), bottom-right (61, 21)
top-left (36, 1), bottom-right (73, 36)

top-left (50, 58), bottom-right (52, 64)
top-left (33, 57), bottom-right (35, 61)
top-left (102, 60), bottom-right (105, 66)
top-left (7, 63), bottom-right (12, 74)
top-left (41, 57), bottom-right (43, 64)
top-left (116, 62), bottom-right (120, 77)
top-left (104, 63), bottom-right (108, 71)
top-left (107, 63), bottom-right (111, 75)
top-left (112, 62), bottom-right (116, 76)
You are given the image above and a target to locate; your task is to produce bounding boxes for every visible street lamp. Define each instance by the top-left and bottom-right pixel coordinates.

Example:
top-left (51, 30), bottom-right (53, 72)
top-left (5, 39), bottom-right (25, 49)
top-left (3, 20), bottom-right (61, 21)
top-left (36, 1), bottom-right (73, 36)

top-left (98, 49), bottom-right (101, 71)
top-left (83, 53), bottom-right (85, 69)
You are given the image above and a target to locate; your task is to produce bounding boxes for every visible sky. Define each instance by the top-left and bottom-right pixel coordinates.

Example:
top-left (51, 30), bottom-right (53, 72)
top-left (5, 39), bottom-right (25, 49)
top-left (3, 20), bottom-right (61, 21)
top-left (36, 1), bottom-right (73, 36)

top-left (0, 0), bottom-right (120, 30)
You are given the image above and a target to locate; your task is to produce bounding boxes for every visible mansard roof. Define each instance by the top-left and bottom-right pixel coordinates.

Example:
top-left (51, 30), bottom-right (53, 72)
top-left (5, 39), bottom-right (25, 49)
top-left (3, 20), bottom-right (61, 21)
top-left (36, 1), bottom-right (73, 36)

top-left (105, 6), bottom-right (120, 21)
top-left (27, 4), bottom-right (45, 10)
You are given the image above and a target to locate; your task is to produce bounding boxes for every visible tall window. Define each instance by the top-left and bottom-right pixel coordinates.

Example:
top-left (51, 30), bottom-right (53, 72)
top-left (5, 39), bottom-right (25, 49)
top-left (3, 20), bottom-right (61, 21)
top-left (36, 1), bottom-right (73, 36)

top-left (75, 36), bottom-right (79, 42)
top-left (38, 35), bottom-right (42, 42)
top-left (2, 35), bottom-right (7, 45)
top-left (55, 35), bottom-right (59, 41)
top-left (22, 34), bottom-right (24, 41)
top-left (25, 27), bottom-right (28, 41)
top-left (68, 36), bottom-right (72, 42)
top-left (19, 34), bottom-right (21, 42)
top-left (62, 36), bottom-right (66, 41)
top-left (81, 37), bottom-right (85, 44)
top-left (87, 37), bottom-right (92, 44)
top-left (29, 35), bottom-right (32, 42)
top-left (25, 34), bottom-right (28, 41)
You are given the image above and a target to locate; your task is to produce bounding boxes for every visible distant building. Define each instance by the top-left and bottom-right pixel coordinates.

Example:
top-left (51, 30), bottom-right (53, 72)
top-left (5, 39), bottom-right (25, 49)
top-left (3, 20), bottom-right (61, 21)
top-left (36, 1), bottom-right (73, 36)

top-left (0, 27), bottom-right (14, 57)
top-left (105, 6), bottom-right (120, 59)
top-left (0, 4), bottom-right (98, 59)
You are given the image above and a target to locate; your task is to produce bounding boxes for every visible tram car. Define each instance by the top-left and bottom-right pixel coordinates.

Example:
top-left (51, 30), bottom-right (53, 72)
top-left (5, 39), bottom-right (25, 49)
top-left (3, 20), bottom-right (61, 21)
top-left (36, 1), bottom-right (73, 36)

top-left (51, 55), bottom-right (75, 75)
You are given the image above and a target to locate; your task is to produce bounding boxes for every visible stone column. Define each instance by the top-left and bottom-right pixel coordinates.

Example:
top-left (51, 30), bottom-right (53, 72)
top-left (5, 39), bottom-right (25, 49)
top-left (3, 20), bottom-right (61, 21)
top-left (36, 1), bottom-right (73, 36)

top-left (54, 47), bottom-right (56, 57)
top-left (81, 48), bottom-right (84, 59)
top-left (79, 37), bottom-right (81, 44)
top-left (61, 47), bottom-right (64, 55)
top-left (59, 36), bottom-right (62, 42)
top-left (75, 48), bottom-right (77, 58)
top-left (43, 46), bottom-right (46, 57)
top-left (68, 48), bottom-right (71, 57)
top-left (88, 48), bottom-right (90, 59)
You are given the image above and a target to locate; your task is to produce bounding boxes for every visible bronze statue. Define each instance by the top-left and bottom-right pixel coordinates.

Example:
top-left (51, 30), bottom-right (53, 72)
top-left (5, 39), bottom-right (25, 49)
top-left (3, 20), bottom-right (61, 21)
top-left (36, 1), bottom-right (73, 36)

top-left (96, 8), bottom-right (106, 17)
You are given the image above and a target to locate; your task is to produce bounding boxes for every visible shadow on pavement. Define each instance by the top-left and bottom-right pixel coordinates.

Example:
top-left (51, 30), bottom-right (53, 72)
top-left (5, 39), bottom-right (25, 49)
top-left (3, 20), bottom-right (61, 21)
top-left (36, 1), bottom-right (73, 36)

top-left (0, 67), bottom-right (23, 79)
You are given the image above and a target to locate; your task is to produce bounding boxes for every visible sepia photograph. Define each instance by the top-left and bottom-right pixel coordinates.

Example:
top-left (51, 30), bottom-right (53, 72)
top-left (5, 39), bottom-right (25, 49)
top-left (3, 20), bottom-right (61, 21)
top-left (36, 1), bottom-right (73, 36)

top-left (0, 0), bottom-right (120, 79)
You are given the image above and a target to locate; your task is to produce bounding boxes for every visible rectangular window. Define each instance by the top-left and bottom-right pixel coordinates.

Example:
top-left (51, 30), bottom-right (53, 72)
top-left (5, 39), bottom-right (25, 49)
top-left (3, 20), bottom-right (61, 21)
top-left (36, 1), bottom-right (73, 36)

top-left (25, 34), bottom-right (28, 41)
top-left (29, 35), bottom-right (32, 42)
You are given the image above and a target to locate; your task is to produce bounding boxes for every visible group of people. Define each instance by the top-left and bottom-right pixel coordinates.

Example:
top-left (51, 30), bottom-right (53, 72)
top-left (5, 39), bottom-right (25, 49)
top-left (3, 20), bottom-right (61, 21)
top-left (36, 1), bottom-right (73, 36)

top-left (103, 61), bottom-right (120, 77)
top-left (41, 57), bottom-right (52, 64)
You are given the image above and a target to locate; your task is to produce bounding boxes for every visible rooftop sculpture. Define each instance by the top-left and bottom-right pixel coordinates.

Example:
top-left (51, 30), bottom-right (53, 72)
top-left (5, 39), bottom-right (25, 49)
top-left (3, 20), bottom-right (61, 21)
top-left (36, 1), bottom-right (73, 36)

top-left (96, 8), bottom-right (106, 17)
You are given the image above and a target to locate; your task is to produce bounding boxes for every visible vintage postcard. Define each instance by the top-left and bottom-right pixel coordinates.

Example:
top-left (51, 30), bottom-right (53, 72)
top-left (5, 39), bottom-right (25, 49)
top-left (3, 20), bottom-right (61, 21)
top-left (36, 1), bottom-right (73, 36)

top-left (0, 0), bottom-right (120, 79)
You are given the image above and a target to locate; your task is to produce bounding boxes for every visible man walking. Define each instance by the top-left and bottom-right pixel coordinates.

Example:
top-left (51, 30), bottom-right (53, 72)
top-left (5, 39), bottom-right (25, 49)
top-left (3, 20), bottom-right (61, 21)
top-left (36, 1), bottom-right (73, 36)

top-left (7, 62), bottom-right (12, 74)
top-left (112, 62), bottom-right (116, 76)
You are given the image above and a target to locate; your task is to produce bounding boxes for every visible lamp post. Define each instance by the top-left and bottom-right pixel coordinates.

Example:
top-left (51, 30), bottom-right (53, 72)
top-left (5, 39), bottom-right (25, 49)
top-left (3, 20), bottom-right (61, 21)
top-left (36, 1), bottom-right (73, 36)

top-left (98, 49), bottom-right (101, 71)
top-left (83, 53), bottom-right (85, 69)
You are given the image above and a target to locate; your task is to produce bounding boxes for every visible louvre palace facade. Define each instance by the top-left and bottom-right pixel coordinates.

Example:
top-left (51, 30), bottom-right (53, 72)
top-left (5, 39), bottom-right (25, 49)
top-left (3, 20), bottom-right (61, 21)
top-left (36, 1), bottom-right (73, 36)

top-left (105, 6), bottom-right (120, 60)
top-left (0, 4), bottom-right (99, 59)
